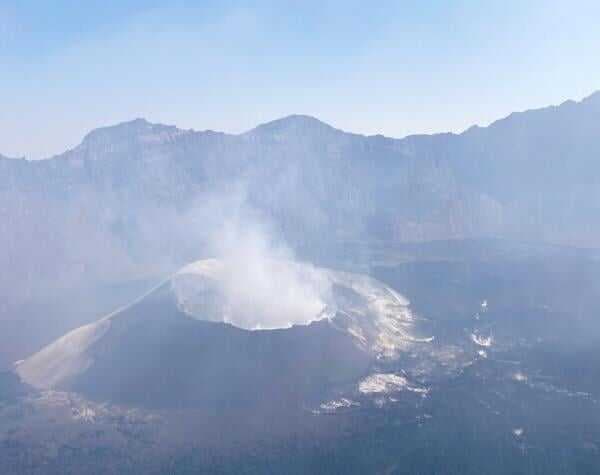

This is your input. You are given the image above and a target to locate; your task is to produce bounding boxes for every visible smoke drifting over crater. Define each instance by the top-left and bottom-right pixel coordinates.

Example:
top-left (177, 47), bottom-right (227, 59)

top-left (176, 184), bottom-right (333, 330)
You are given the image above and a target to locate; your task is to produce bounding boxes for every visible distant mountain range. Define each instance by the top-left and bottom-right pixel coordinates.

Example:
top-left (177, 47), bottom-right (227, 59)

top-left (2, 92), bottom-right (600, 301)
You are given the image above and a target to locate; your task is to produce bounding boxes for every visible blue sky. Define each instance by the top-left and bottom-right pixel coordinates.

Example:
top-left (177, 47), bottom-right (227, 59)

top-left (1, 0), bottom-right (600, 158)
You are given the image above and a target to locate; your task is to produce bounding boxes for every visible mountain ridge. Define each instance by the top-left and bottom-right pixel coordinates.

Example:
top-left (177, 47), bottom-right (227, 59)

top-left (1, 89), bottom-right (600, 318)
top-left (4, 90), bottom-right (598, 162)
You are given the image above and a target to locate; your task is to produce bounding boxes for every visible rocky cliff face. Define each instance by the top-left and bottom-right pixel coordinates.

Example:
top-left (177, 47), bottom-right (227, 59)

top-left (1, 93), bottom-right (600, 300)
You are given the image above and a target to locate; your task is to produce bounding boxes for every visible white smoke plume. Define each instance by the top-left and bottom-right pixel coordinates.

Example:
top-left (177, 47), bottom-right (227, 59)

top-left (182, 182), bottom-right (332, 330)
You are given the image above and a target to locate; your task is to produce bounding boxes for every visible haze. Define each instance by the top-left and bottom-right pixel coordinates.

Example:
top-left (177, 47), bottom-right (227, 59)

top-left (2, 3), bottom-right (600, 473)
top-left (1, 0), bottom-right (600, 159)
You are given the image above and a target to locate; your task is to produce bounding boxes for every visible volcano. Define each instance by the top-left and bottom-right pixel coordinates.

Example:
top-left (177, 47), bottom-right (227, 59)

top-left (16, 259), bottom-right (449, 411)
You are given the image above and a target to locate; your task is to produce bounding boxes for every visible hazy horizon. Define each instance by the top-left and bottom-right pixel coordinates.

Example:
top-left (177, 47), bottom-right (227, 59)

top-left (2, 0), bottom-right (600, 159)
top-left (3, 90), bottom-right (599, 160)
